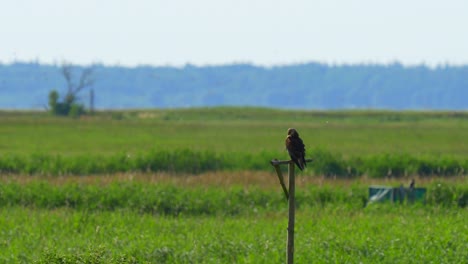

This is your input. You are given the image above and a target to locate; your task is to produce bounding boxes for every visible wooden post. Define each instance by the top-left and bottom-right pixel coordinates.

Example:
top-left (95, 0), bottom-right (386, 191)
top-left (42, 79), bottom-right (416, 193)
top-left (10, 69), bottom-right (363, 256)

top-left (271, 159), bottom-right (289, 200)
top-left (270, 158), bottom-right (312, 264)
top-left (287, 161), bottom-right (295, 264)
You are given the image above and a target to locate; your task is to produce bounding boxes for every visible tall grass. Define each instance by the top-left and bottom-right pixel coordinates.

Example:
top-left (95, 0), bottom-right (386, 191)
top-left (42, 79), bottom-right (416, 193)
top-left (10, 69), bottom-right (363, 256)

top-left (1, 179), bottom-right (467, 214)
top-left (1, 148), bottom-right (467, 177)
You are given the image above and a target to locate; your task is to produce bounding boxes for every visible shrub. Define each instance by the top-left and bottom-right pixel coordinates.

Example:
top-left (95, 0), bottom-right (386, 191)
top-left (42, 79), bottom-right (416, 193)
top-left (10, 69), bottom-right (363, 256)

top-left (69, 103), bottom-right (85, 118)
top-left (48, 90), bottom-right (85, 117)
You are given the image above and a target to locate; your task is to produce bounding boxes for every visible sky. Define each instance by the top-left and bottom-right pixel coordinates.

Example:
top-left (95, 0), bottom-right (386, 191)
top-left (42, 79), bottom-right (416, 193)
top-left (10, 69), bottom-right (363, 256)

top-left (1, 0), bottom-right (467, 67)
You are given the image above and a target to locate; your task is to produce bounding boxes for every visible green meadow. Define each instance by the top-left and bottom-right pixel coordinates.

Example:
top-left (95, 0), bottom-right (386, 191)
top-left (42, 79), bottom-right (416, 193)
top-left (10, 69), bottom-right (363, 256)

top-left (1, 107), bottom-right (468, 262)
top-left (2, 206), bottom-right (468, 263)
top-left (1, 177), bottom-right (468, 263)
top-left (1, 108), bottom-right (468, 177)
top-left (2, 108), bottom-right (468, 157)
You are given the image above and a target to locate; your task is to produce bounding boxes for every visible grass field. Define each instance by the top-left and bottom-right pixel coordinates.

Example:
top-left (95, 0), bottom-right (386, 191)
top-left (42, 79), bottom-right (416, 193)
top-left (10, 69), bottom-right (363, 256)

top-left (1, 175), bottom-right (467, 263)
top-left (2, 107), bottom-right (468, 157)
top-left (1, 107), bottom-right (468, 177)
top-left (1, 108), bottom-right (468, 262)
top-left (3, 206), bottom-right (468, 263)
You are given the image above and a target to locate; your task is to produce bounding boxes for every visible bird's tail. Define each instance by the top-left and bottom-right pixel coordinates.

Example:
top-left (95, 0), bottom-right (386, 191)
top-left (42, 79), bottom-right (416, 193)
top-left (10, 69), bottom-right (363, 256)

top-left (295, 160), bottom-right (305, 171)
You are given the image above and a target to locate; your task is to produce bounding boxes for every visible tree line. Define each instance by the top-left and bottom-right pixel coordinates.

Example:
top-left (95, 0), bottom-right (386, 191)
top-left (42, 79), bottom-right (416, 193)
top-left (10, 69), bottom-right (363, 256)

top-left (0, 62), bottom-right (467, 110)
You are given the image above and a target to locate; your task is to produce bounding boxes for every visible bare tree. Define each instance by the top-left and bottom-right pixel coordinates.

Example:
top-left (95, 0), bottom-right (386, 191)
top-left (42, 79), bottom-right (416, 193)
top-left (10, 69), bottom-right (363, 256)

top-left (48, 63), bottom-right (95, 116)
top-left (61, 63), bottom-right (95, 104)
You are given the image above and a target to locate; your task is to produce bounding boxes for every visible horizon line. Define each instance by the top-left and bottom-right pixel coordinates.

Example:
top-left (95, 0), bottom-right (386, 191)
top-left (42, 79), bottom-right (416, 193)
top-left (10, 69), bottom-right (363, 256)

top-left (1, 59), bottom-right (467, 69)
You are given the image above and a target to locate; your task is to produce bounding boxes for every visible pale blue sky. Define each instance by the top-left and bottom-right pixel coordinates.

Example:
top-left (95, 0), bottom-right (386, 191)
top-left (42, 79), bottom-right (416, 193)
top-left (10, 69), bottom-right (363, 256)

top-left (1, 0), bottom-right (467, 67)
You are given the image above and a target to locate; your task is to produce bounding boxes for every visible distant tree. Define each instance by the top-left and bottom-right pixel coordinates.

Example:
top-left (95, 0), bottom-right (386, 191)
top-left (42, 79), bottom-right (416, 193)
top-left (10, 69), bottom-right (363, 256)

top-left (62, 63), bottom-right (94, 104)
top-left (48, 63), bottom-right (94, 117)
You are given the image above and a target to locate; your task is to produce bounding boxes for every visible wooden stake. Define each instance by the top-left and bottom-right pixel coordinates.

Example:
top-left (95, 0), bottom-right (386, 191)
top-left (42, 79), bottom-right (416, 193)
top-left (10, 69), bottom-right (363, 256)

top-left (287, 161), bottom-right (295, 264)
top-left (271, 159), bottom-right (289, 200)
top-left (270, 158), bottom-right (312, 264)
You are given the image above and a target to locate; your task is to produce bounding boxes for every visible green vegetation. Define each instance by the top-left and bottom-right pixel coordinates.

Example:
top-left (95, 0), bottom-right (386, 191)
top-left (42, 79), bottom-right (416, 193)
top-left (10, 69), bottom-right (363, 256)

top-left (2, 107), bottom-right (468, 156)
top-left (47, 64), bottom-right (94, 117)
top-left (48, 89), bottom-right (84, 117)
top-left (1, 149), bottom-right (468, 178)
top-left (0, 180), bottom-right (366, 214)
top-left (1, 108), bottom-right (468, 177)
top-left (1, 108), bottom-right (468, 262)
top-left (1, 179), bottom-right (468, 263)
top-left (1, 179), bottom-right (468, 213)
top-left (2, 206), bottom-right (467, 263)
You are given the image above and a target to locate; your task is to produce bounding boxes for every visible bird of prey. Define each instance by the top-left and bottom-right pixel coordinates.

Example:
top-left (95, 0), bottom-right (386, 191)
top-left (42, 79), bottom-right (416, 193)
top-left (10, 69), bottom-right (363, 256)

top-left (285, 128), bottom-right (306, 171)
